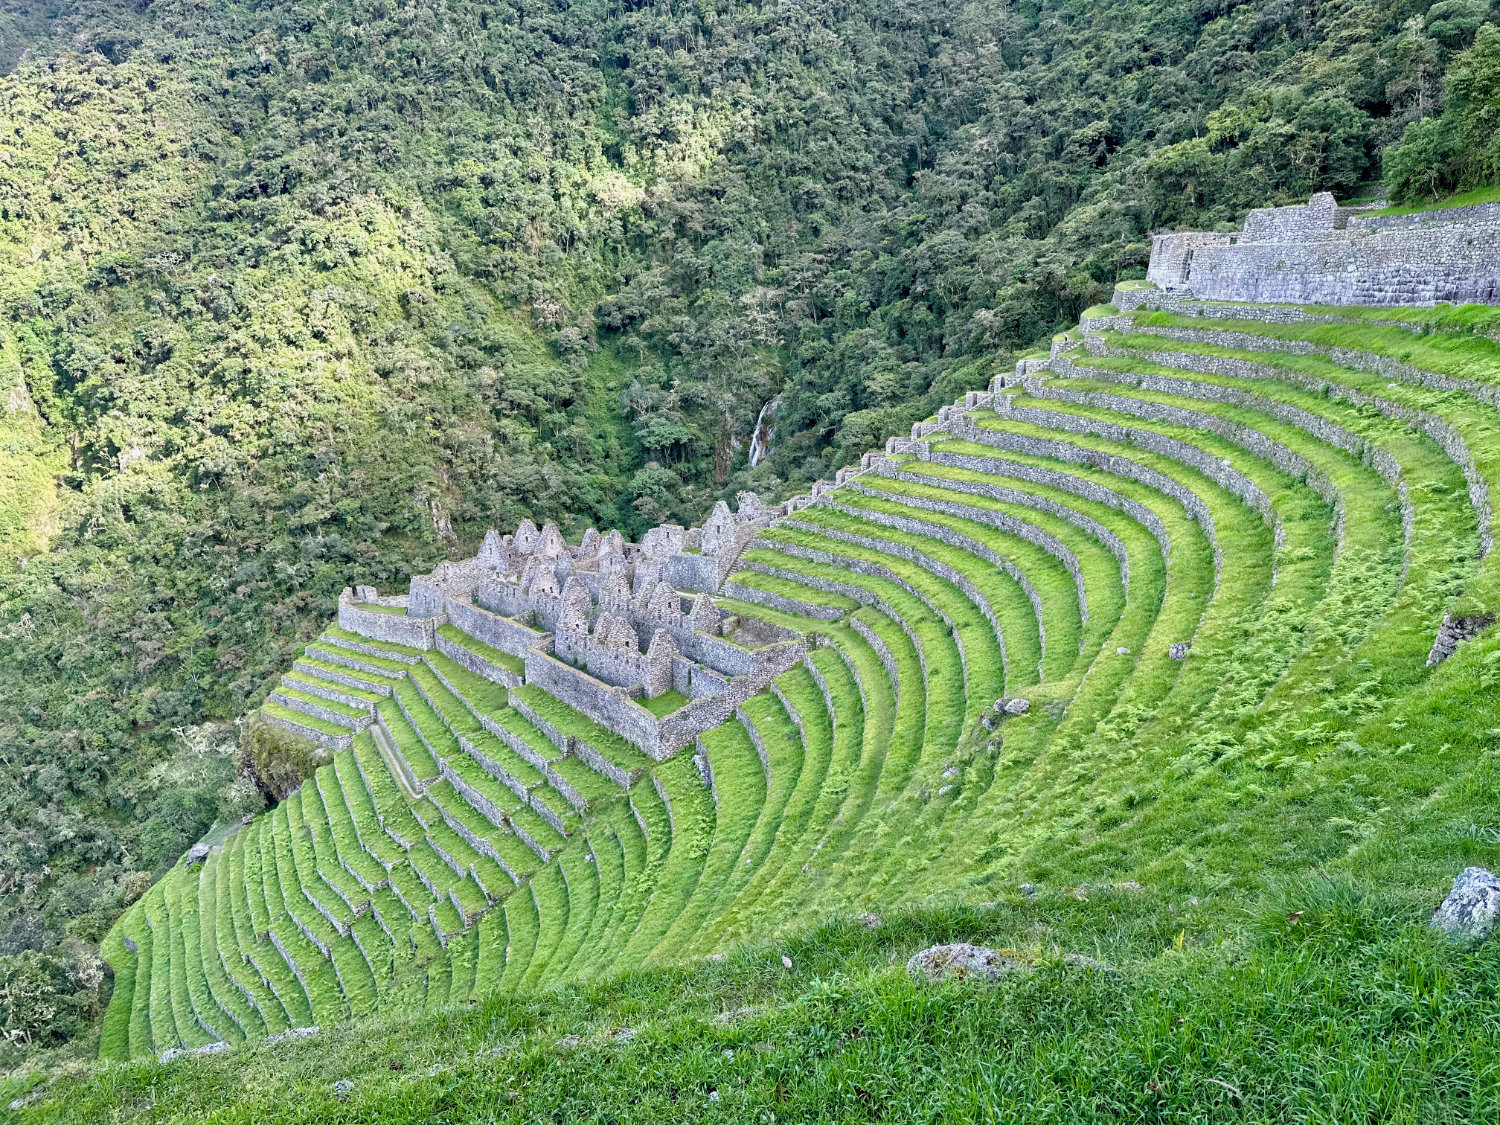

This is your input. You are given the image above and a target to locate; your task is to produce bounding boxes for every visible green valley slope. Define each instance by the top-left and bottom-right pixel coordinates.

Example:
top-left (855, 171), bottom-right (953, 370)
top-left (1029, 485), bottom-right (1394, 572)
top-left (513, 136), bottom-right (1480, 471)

top-left (20, 287), bottom-right (1500, 1121)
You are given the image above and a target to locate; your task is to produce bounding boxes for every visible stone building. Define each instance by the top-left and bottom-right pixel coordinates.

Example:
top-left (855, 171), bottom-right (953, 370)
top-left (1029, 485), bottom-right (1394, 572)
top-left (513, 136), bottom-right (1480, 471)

top-left (1145, 192), bottom-right (1500, 307)
top-left (329, 492), bottom-right (804, 761)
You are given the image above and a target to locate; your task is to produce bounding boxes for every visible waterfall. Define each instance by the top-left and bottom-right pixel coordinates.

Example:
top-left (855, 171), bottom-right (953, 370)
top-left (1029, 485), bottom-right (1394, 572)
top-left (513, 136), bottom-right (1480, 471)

top-left (747, 393), bottom-right (781, 468)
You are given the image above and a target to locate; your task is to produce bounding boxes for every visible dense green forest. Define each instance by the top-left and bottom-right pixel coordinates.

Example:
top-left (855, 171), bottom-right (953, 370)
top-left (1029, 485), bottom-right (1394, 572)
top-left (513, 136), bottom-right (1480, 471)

top-left (1, 0), bottom-right (1497, 1062)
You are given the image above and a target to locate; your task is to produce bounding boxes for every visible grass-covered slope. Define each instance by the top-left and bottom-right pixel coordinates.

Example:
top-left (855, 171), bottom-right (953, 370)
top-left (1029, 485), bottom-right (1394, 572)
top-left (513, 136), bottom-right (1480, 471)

top-left (18, 297), bottom-right (1500, 1120)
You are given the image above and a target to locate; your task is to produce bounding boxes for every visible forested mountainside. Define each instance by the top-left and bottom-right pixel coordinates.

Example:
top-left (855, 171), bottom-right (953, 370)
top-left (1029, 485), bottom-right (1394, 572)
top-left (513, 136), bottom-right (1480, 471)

top-left (1, 0), bottom-right (1498, 1065)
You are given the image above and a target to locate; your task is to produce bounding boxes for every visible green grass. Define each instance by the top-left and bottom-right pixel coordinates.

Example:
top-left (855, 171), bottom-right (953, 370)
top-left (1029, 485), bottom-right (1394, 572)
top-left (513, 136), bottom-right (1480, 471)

top-left (74, 298), bottom-right (1500, 1119)
top-left (438, 625), bottom-right (526, 678)
top-left (260, 701), bottom-right (350, 738)
top-left (273, 684), bottom-right (368, 722)
top-left (1365, 182), bottom-right (1500, 216)
top-left (26, 887), bottom-right (1500, 1123)
top-left (640, 689), bottom-right (689, 717)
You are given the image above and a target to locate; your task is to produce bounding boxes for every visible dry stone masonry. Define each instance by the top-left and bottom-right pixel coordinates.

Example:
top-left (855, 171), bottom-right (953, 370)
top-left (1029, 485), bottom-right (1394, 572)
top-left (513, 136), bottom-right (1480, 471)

top-left (103, 194), bottom-right (1500, 1060)
top-left (1144, 192), bottom-right (1500, 307)
top-left (270, 494), bottom-right (806, 762)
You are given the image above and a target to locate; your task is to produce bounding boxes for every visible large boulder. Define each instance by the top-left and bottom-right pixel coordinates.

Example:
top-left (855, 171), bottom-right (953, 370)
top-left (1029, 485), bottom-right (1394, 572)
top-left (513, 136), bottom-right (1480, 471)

top-left (1431, 867), bottom-right (1500, 944)
top-left (906, 943), bottom-right (1025, 983)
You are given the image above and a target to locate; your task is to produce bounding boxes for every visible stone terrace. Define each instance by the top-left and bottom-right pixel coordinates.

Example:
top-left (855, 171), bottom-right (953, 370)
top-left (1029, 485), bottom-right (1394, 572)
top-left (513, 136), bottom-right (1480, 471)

top-left (97, 201), bottom-right (1500, 1061)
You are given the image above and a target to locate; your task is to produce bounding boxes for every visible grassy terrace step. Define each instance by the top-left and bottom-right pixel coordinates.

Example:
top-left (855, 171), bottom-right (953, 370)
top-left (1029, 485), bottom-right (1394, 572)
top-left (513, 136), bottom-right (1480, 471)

top-left (293, 655), bottom-right (404, 693)
top-left (1063, 351), bottom-right (1479, 631)
top-left (923, 436), bottom-right (1255, 728)
top-left (954, 417), bottom-right (1320, 723)
top-left (96, 290), bottom-right (1500, 1079)
top-left (925, 421), bottom-right (1293, 835)
top-left (384, 690), bottom-right (446, 780)
top-left (437, 624), bottom-right (525, 678)
top-left (323, 625), bottom-right (425, 658)
top-left (1129, 308), bottom-right (1500, 389)
top-left (831, 473), bottom-right (1190, 866)
top-left (508, 684), bottom-right (654, 779)
top-left (424, 651), bottom-right (509, 715)
top-left (993, 385), bottom-right (1411, 675)
top-left (260, 701), bottom-right (352, 739)
top-left (271, 684), bottom-right (370, 723)
top-left (816, 481), bottom-right (1123, 675)
top-left (1100, 326), bottom-right (1500, 611)
top-left (725, 569), bottom-right (858, 614)
top-left (306, 641), bottom-right (416, 676)
top-left (876, 453), bottom-right (1206, 681)
top-left (1053, 368), bottom-right (1483, 750)
top-left (282, 670), bottom-right (385, 708)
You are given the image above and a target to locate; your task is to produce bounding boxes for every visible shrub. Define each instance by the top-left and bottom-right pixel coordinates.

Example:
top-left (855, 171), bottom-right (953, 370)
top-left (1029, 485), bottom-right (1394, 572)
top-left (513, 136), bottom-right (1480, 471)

top-left (236, 716), bottom-right (321, 802)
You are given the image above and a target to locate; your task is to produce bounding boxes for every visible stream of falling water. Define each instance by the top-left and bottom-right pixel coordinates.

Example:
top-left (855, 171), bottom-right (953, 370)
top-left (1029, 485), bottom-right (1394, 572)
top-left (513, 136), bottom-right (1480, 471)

top-left (747, 393), bottom-right (781, 468)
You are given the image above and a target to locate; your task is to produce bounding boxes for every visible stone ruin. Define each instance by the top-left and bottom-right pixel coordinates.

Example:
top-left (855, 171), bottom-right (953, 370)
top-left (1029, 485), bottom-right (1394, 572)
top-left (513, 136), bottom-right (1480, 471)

top-left (337, 492), bottom-right (806, 760)
top-left (1143, 191), bottom-right (1500, 307)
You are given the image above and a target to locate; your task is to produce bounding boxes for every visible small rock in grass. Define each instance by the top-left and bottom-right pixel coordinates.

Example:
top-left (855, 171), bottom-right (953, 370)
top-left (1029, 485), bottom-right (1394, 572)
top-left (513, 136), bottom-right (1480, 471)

top-left (712, 1006), bottom-right (758, 1026)
top-left (159, 1042), bottom-right (229, 1065)
top-left (907, 943), bottom-right (1026, 983)
top-left (1169, 642), bottom-right (1190, 660)
top-left (994, 698), bottom-right (1029, 716)
top-left (1116, 647), bottom-right (1131, 655)
top-left (265, 1026), bottom-right (319, 1045)
top-left (709, 1090), bottom-right (720, 1102)
top-left (332, 1079), bottom-right (354, 1103)
top-left (1431, 867), bottom-right (1500, 944)
top-left (1019, 883), bottom-right (1037, 896)
top-left (1063, 953), bottom-right (1115, 973)
top-left (706, 953), bottom-right (726, 962)
top-left (781, 954), bottom-right (794, 969)
top-left (937, 784), bottom-right (953, 796)
top-left (856, 912), bottom-right (883, 929)
top-left (610, 1027), bottom-right (637, 1043)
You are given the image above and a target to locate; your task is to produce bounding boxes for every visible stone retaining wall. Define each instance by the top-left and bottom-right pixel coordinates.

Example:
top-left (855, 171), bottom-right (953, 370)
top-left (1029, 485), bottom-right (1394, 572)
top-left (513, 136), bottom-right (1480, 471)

top-left (804, 654), bottom-right (838, 743)
top-left (435, 630), bottom-right (521, 688)
top-left (815, 499), bottom-right (1016, 675)
top-left (849, 617), bottom-right (902, 709)
top-left (720, 578), bottom-right (846, 620)
top-left (279, 676), bottom-right (372, 711)
top-left (961, 402), bottom-right (1280, 544)
top-left (445, 598), bottom-right (543, 660)
top-left (1146, 193), bottom-right (1500, 306)
top-left (1094, 330), bottom-right (1492, 555)
top-left (261, 709), bottom-right (351, 752)
top-left (893, 457), bottom-right (1171, 567)
top-left (292, 660), bottom-right (393, 696)
top-left (739, 552), bottom-right (932, 691)
top-left (737, 707), bottom-right (771, 777)
top-left (931, 424), bottom-right (1227, 586)
top-left (338, 600), bottom-right (437, 650)
top-left (852, 474), bottom-right (1114, 602)
top-left (1032, 366), bottom-right (1343, 512)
